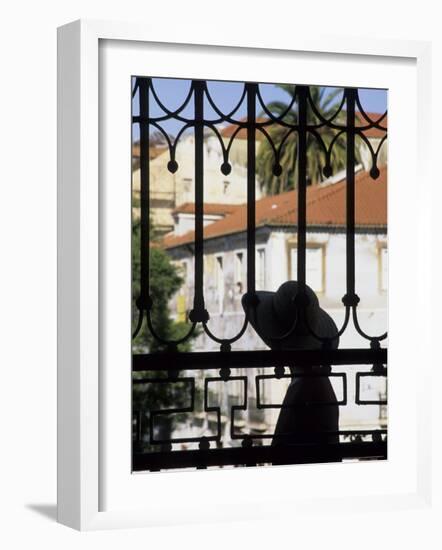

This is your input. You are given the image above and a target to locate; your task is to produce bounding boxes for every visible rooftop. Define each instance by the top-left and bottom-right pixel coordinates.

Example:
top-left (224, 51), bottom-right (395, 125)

top-left (172, 202), bottom-right (241, 216)
top-left (163, 166), bottom-right (387, 249)
top-left (218, 112), bottom-right (387, 141)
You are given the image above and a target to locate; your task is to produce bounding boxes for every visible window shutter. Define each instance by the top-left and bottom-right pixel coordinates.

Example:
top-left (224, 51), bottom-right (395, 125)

top-left (381, 247), bottom-right (388, 291)
top-left (291, 247), bottom-right (324, 292)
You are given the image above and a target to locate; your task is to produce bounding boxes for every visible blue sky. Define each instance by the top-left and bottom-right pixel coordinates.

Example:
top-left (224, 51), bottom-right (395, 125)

top-left (132, 77), bottom-right (387, 140)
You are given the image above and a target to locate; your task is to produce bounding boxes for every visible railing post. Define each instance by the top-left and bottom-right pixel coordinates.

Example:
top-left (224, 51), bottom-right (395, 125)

top-left (189, 80), bottom-right (209, 323)
top-left (343, 88), bottom-right (359, 308)
top-left (138, 78), bottom-right (150, 310)
top-left (246, 82), bottom-right (258, 296)
top-left (297, 86), bottom-right (308, 290)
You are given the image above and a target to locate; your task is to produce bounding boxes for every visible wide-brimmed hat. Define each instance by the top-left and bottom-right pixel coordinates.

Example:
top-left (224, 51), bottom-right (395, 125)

top-left (242, 281), bottom-right (339, 350)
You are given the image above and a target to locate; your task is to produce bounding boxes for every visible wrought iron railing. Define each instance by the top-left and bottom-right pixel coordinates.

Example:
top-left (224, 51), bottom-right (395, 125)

top-left (131, 78), bottom-right (388, 471)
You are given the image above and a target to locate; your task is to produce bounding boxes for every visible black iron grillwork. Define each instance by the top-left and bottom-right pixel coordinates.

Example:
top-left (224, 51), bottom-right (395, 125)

top-left (131, 78), bottom-right (388, 471)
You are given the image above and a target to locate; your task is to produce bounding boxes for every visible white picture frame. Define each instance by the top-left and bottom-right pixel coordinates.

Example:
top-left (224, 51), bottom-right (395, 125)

top-left (57, 19), bottom-right (433, 531)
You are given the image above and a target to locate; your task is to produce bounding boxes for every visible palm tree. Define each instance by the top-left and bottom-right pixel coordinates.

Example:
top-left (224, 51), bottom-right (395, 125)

top-left (257, 85), bottom-right (358, 195)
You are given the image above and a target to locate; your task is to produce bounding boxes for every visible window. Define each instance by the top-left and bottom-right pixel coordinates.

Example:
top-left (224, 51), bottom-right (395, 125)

top-left (380, 246), bottom-right (388, 291)
top-left (234, 251), bottom-right (244, 295)
top-left (290, 245), bottom-right (324, 293)
top-left (176, 260), bottom-right (188, 322)
top-left (176, 295), bottom-right (186, 322)
top-left (255, 248), bottom-right (266, 290)
top-left (215, 255), bottom-right (224, 313)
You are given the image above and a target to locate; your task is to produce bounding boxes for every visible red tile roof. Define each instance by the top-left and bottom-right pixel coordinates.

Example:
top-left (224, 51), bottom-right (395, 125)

top-left (219, 112), bottom-right (387, 141)
top-left (172, 202), bottom-right (241, 216)
top-left (220, 117), bottom-right (267, 140)
top-left (163, 167), bottom-right (387, 249)
top-left (355, 112), bottom-right (388, 139)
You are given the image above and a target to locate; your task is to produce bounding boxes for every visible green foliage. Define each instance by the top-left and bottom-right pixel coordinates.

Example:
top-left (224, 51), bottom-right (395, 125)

top-left (131, 219), bottom-right (199, 451)
top-left (131, 220), bottom-right (193, 353)
top-left (257, 85), bottom-right (360, 195)
top-left (132, 375), bottom-right (192, 453)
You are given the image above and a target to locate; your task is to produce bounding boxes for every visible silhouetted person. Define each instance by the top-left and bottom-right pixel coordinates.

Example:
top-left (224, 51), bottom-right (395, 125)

top-left (242, 281), bottom-right (340, 463)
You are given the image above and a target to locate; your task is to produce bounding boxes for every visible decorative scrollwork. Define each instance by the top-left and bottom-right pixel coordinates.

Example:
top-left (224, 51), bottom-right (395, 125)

top-left (132, 77), bottom-right (388, 351)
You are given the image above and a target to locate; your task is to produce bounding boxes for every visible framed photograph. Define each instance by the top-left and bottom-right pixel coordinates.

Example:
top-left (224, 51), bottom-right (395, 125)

top-left (57, 19), bottom-right (432, 530)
